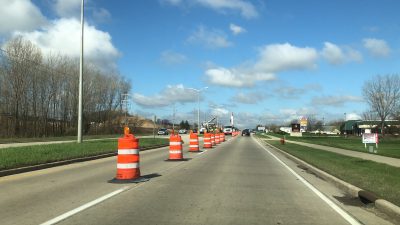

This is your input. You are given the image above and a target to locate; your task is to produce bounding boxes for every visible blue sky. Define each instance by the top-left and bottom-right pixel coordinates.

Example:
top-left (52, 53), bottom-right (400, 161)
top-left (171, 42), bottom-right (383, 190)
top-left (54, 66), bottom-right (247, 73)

top-left (1, 0), bottom-right (400, 128)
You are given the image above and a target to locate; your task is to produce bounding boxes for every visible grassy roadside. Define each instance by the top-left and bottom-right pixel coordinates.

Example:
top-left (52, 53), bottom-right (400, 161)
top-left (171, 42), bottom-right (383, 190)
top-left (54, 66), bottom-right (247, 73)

top-left (0, 138), bottom-right (169, 171)
top-left (265, 133), bottom-right (400, 159)
top-left (262, 138), bottom-right (400, 207)
top-left (0, 134), bottom-right (121, 144)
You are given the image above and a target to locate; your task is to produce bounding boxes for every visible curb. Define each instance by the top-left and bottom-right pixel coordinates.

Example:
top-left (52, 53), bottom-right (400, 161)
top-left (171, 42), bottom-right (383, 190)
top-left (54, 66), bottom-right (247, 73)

top-left (257, 138), bottom-right (400, 221)
top-left (0, 144), bottom-right (169, 177)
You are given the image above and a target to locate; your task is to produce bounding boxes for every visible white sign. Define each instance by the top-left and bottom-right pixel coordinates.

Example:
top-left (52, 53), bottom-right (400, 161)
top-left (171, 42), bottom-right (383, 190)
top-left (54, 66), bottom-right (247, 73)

top-left (362, 133), bottom-right (378, 144)
top-left (257, 126), bottom-right (265, 131)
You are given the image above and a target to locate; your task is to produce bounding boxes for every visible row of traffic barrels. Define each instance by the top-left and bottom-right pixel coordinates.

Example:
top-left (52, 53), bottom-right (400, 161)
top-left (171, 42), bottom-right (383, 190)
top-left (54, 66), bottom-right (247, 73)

top-left (111, 129), bottom-right (234, 183)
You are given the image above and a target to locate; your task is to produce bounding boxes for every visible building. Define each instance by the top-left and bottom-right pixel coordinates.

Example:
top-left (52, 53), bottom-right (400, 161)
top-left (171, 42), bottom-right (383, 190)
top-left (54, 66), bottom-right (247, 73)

top-left (340, 120), bottom-right (400, 135)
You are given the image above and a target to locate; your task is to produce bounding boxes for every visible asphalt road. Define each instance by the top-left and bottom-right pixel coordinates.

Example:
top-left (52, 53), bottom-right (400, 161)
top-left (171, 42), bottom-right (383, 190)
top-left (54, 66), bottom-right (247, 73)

top-left (0, 135), bottom-right (393, 225)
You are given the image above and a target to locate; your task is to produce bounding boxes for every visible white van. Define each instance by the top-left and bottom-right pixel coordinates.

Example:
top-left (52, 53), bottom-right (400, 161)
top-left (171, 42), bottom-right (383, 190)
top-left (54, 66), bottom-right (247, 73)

top-left (223, 126), bottom-right (233, 135)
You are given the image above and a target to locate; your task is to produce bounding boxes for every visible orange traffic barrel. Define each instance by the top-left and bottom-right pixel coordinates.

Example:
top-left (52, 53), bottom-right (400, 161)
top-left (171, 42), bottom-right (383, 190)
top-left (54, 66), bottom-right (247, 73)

top-left (168, 134), bottom-right (184, 160)
top-left (203, 133), bottom-right (212, 148)
top-left (109, 132), bottom-right (149, 183)
top-left (189, 132), bottom-right (200, 152)
top-left (211, 133), bottom-right (215, 146)
top-left (221, 133), bottom-right (225, 142)
top-left (215, 133), bottom-right (220, 144)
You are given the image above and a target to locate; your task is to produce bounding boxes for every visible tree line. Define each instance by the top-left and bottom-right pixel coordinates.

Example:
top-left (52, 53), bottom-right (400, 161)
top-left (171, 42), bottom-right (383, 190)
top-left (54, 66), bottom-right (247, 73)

top-left (0, 37), bottom-right (131, 138)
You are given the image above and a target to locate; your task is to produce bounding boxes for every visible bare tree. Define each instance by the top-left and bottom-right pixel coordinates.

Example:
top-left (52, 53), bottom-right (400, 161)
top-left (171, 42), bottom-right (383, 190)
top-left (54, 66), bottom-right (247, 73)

top-left (362, 74), bottom-right (400, 135)
top-left (0, 37), bottom-right (132, 137)
top-left (362, 110), bottom-right (377, 121)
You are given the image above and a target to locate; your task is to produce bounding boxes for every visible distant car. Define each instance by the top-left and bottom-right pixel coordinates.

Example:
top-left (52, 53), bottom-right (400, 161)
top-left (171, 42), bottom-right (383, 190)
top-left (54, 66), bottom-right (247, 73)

top-left (157, 128), bottom-right (169, 135)
top-left (223, 126), bottom-right (233, 135)
top-left (241, 129), bottom-right (250, 136)
top-left (178, 129), bottom-right (187, 134)
top-left (192, 129), bottom-right (197, 133)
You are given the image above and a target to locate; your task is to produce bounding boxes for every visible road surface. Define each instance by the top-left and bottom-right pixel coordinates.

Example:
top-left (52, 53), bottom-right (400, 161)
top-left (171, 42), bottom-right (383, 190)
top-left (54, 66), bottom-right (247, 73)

top-left (0, 135), bottom-right (393, 225)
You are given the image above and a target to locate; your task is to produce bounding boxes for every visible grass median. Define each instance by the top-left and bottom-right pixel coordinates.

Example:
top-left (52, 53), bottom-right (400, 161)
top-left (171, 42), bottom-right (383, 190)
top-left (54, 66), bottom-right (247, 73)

top-left (262, 138), bottom-right (400, 207)
top-left (0, 137), bottom-right (169, 171)
top-left (266, 133), bottom-right (400, 159)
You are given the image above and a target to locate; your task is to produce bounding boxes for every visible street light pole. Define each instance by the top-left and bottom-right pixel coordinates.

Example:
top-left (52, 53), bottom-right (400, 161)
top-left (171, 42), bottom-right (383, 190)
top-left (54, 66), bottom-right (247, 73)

top-left (187, 87), bottom-right (208, 134)
top-left (77, 0), bottom-right (84, 143)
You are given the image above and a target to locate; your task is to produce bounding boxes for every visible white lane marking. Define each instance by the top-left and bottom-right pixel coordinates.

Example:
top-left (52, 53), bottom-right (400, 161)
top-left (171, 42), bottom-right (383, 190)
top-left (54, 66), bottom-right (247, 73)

top-left (40, 186), bottom-right (130, 225)
top-left (254, 138), bottom-right (361, 225)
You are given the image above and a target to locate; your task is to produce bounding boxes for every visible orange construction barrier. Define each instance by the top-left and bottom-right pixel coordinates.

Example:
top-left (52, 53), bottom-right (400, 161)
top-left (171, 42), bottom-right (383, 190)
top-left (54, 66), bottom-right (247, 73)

top-left (215, 133), bottom-right (220, 144)
top-left (168, 134), bottom-right (184, 160)
top-left (189, 132), bottom-right (200, 152)
top-left (109, 128), bottom-right (149, 183)
top-left (211, 133), bottom-right (215, 146)
top-left (116, 134), bottom-right (140, 180)
top-left (203, 133), bottom-right (212, 148)
top-left (221, 133), bottom-right (225, 142)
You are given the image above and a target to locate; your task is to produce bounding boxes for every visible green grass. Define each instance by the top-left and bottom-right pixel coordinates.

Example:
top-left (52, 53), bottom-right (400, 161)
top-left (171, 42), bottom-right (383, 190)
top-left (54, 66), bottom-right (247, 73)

top-left (0, 134), bottom-right (121, 144)
top-left (267, 133), bottom-right (400, 158)
top-left (264, 139), bottom-right (400, 206)
top-left (0, 138), bottom-right (169, 170)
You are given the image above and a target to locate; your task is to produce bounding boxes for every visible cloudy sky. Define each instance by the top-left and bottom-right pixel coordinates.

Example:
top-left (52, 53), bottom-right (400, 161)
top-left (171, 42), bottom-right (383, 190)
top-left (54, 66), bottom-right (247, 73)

top-left (1, 0), bottom-right (399, 128)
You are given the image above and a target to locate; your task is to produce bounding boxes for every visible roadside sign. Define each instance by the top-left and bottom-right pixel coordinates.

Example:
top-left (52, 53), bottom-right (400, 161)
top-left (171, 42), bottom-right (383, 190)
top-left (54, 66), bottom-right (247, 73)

top-left (362, 133), bottom-right (378, 149)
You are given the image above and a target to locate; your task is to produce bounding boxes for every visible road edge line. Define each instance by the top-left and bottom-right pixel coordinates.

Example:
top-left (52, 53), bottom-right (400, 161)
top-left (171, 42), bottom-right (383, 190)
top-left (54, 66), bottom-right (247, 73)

top-left (253, 137), bottom-right (362, 225)
top-left (257, 137), bottom-right (400, 222)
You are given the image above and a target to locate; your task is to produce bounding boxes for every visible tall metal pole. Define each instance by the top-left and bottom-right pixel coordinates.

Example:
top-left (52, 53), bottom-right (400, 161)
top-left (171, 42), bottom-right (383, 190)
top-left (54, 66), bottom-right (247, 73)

top-left (187, 87), bottom-right (207, 134)
top-left (77, 0), bottom-right (84, 143)
top-left (197, 92), bottom-right (200, 134)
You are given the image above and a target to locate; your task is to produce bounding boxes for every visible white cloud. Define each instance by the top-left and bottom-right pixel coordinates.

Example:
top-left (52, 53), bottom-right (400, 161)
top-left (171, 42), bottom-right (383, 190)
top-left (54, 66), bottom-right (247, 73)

top-left (53, 0), bottom-right (81, 18)
top-left (187, 26), bottom-right (232, 48)
top-left (321, 42), bottom-right (362, 65)
top-left (231, 92), bottom-right (268, 104)
top-left (229, 23), bottom-right (246, 35)
top-left (197, 0), bottom-right (258, 18)
top-left (254, 43), bottom-right (318, 72)
top-left (133, 84), bottom-right (199, 108)
top-left (311, 95), bottom-right (364, 107)
top-left (163, 0), bottom-right (258, 18)
top-left (321, 42), bottom-right (345, 65)
top-left (346, 47), bottom-right (363, 62)
top-left (363, 38), bottom-right (390, 57)
top-left (0, 0), bottom-right (47, 35)
top-left (345, 113), bottom-right (362, 120)
top-left (278, 108), bottom-right (315, 123)
top-left (160, 50), bottom-right (187, 65)
top-left (205, 67), bottom-right (275, 87)
top-left (210, 107), bottom-right (229, 117)
top-left (205, 43), bottom-right (318, 88)
top-left (276, 86), bottom-right (306, 99)
top-left (14, 18), bottom-right (120, 70)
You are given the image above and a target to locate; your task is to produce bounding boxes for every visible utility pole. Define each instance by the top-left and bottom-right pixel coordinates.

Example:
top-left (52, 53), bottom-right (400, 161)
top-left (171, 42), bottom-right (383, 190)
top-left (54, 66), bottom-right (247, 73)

top-left (77, 0), bottom-right (84, 143)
